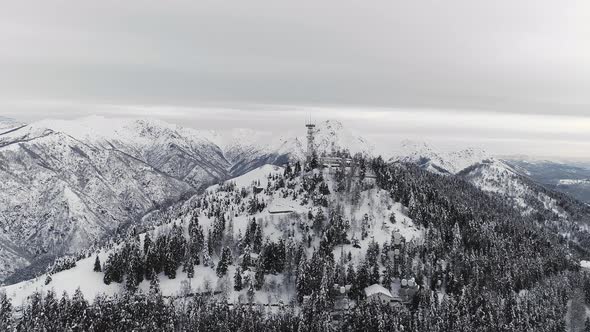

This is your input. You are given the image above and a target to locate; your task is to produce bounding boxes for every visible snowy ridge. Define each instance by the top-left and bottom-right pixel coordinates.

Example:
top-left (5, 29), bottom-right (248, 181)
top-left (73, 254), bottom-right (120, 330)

top-left (207, 164), bottom-right (284, 191)
top-left (214, 120), bottom-right (373, 163)
top-left (459, 159), bottom-right (569, 219)
top-left (305, 120), bottom-right (375, 159)
top-left (0, 117), bottom-right (227, 282)
top-left (391, 140), bottom-right (490, 174)
top-left (203, 119), bottom-right (373, 175)
top-left (0, 126), bottom-right (198, 281)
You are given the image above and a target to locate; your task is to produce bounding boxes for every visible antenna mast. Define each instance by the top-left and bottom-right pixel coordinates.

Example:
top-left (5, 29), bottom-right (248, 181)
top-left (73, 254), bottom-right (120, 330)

top-left (305, 115), bottom-right (316, 161)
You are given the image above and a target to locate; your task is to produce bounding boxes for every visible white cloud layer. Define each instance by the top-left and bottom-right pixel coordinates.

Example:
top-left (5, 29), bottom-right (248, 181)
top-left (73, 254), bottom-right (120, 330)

top-left (2, 101), bottom-right (589, 160)
top-left (1, 1), bottom-right (589, 159)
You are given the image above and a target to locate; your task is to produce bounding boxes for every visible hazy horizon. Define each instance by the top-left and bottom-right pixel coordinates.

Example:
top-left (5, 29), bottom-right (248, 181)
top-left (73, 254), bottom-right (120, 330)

top-left (3, 103), bottom-right (590, 162)
top-left (2, 1), bottom-right (589, 160)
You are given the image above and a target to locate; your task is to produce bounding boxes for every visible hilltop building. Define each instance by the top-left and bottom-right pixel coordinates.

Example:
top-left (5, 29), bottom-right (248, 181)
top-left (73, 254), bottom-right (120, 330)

top-left (304, 122), bottom-right (376, 179)
top-left (304, 121), bottom-right (352, 169)
top-left (364, 284), bottom-right (397, 305)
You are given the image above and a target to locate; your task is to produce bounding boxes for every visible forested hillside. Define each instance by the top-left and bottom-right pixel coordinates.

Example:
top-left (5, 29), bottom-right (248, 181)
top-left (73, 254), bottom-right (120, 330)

top-left (2, 155), bottom-right (589, 331)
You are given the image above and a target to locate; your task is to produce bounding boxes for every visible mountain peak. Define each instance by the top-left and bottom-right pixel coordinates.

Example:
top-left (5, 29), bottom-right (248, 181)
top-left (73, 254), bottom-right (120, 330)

top-left (306, 119), bottom-right (373, 158)
top-left (0, 116), bottom-right (24, 132)
top-left (393, 140), bottom-right (490, 174)
top-left (318, 119), bottom-right (344, 131)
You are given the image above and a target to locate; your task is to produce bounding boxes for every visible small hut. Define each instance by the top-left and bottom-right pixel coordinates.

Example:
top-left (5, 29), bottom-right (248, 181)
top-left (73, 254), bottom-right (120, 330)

top-left (364, 284), bottom-right (394, 305)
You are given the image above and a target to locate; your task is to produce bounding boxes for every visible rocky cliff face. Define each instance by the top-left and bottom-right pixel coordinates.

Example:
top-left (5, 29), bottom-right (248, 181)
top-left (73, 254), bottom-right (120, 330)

top-left (0, 118), bottom-right (220, 281)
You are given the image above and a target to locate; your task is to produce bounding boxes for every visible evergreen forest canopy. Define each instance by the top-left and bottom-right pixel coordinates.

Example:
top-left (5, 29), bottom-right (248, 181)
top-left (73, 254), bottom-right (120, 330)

top-left (2, 157), bottom-right (590, 332)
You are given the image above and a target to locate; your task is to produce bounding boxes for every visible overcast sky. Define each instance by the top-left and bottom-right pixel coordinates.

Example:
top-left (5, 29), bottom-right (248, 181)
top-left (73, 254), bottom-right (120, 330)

top-left (1, 1), bottom-right (589, 159)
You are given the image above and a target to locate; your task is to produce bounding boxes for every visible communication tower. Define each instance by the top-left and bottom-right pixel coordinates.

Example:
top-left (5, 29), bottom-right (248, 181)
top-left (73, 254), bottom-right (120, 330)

top-left (305, 119), bottom-right (316, 161)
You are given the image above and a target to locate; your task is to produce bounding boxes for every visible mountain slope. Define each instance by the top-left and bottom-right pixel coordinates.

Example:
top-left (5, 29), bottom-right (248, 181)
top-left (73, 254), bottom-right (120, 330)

top-left (2, 156), bottom-right (582, 332)
top-left (0, 125), bottom-right (200, 281)
top-left (2, 163), bottom-right (420, 305)
top-left (206, 128), bottom-right (292, 177)
top-left (0, 117), bottom-right (237, 282)
top-left (458, 159), bottom-right (590, 228)
top-left (393, 142), bottom-right (590, 249)
top-left (0, 117), bottom-right (374, 283)
top-left (504, 159), bottom-right (590, 204)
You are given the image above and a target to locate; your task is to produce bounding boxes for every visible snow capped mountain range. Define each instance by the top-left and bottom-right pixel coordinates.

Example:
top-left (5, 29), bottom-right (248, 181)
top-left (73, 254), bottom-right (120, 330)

top-left (307, 119), bottom-right (375, 158)
top-left (387, 139), bottom-right (586, 222)
top-left (0, 117), bottom-right (216, 282)
top-left (0, 114), bottom-right (585, 285)
top-left (391, 140), bottom-right (490, 175)
top-left (2, 115), bottom-right (589, 331)
top-left (207, 119), bottom-right (374, 167)
top-left (0, 116), bottom-right (372, 282)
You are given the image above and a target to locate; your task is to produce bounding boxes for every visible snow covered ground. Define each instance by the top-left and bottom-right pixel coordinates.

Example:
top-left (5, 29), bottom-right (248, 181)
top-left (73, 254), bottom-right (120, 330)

top-left (559, 179), bottom-right (590, 186)
top-left (207, 164), bottom-right (284, 191)
top-left (1, 163), bottom-right (420, 307)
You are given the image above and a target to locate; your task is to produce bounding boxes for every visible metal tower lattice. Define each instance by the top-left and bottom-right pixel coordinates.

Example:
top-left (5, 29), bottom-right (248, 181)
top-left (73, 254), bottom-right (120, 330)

top-left (305, 119), bottom-right (316, 161)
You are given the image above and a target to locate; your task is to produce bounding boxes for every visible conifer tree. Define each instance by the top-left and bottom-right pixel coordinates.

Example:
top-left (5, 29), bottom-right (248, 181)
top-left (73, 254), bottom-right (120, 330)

top-left (346, 263), bottom-right (356, 286)
top-left (144, 232), bottom-right (152, 255)
top-left (185, 255), bottom-right (195, 279)
top-left (234, 268), bottom-right (243, 291)
top-left (313, 208), bottom-right (325, 234)
top-left (283, 164), bottom-right (292, 178)
top-left (389, 212), bottom-right (396, 224)
top-left (44, 275), bottom-right (52, 285)
top-left (254, 260), bottom-right (265, 290)
top-left (0, 292), bottom-right (12, 331)
top-left (190, 222), bottom-right (204, 266)
top-left (247, 282), bottom-right (256, 303)
top-left (359, 158), bottom-right (366, 181)
top-left (241, 245), bottom-right (253, 271)
top-left (294, 161), bottom-right (302, 175)
top-left (202, 240), bottom-right (214, 268)
top-left (164, 251), bottom-right (177, 279)
top-left (216, 247), bottom-right (232, 277)
top-left (125, 262), bottom-right (139, 293)
top-left (370, 262), bottom-right (380, 285)
top-left (102, 254), bottom-right (114, 285)
top-left (296, 258), bottom-right (309, 303)
top-left (382, 264), bottom-right (395, 288)
top-left (149, 270), bottom-right (161, 296)
top-left (70, 288), bottom-right (89, 330)
top-left (253, 224), bottom-right (264, 253)
top-left (41, 289), bottom-right (59, 328)
top-left (356, 262), bottom-right (371, 296)
top-left (93, 255), bottom-right (102, 272)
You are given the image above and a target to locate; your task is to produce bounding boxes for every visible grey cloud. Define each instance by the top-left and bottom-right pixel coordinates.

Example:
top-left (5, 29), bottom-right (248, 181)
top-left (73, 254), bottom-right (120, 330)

top-left (1, 1), bottom-right (589, 159)
top-left (1, 0), bottom-right (589, 115)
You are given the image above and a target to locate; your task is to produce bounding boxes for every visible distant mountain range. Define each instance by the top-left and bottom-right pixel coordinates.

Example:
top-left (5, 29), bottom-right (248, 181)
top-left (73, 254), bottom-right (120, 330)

top-left (504, 159), bottom-right (590, 204)
top-left (0, 115), bottom-right (587, 284)
top-left (386, 140), bottom-right (590, 222)
top-left (390, 140), bottom-right (491, 175)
